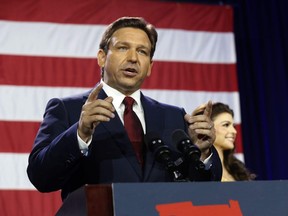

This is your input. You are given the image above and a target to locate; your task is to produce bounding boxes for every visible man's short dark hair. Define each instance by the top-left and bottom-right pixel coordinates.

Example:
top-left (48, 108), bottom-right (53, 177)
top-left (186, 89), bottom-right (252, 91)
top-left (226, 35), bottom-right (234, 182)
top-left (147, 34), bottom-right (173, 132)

top-left (99, 16), bottom-right (158, 59)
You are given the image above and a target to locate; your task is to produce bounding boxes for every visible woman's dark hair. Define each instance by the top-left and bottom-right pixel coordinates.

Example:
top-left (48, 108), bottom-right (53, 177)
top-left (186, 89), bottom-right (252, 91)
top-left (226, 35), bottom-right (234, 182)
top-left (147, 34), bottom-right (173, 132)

top-left (212, 102), bottom-right (256, 180)
top-left (210, 102), bottom-right (234, 121)
top-left (99, 16), bottom-right (158, 59)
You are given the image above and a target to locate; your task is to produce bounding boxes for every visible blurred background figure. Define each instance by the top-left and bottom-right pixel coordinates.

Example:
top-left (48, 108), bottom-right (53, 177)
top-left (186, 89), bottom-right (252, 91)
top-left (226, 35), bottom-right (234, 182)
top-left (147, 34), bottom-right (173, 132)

top-left (193, 102), bottom-right (256, 181)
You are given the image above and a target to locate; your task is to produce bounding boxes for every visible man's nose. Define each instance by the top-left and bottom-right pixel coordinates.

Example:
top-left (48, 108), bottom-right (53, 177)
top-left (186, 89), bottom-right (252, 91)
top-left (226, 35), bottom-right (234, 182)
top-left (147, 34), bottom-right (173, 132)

top-left (127, 49), bottom-right (138, 62)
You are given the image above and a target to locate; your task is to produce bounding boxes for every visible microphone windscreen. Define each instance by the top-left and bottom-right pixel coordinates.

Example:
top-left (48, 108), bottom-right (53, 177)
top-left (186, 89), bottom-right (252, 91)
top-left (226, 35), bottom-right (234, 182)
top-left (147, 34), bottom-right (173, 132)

top-left (144, 131), bottom-right (162, 152)
top-left (172, 129), bottom-right (189, 148)
top-left (144, 131), bottom-right (160, 143)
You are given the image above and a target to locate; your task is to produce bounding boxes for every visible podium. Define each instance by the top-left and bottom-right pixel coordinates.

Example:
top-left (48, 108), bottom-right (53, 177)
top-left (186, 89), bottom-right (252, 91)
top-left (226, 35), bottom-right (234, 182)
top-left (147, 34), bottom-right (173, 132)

top-left (55, 184), bottom-right (113, 216)
top-left (56, 181), bottom-right (288, 216)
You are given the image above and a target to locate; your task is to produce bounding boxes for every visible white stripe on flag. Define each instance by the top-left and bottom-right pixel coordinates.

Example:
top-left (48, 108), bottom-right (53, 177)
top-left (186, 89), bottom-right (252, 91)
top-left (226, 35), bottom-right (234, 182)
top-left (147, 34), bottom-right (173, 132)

top-left (0, 20), bottom-right (235, 63)
top-left (142, 89), bottom-right (241, 124)
top-left (0, 151), bottom-right (244, 189)
top-left (0, 153), bottom-right (35, 190)
top-left (157, 29), bottom-right (236, 63)
top-left (235, 153), bottom-right (244, 162)
top-left (0, 85), bottom-right (241, 123)
top-left (0, 85), bottom-right (89, 121)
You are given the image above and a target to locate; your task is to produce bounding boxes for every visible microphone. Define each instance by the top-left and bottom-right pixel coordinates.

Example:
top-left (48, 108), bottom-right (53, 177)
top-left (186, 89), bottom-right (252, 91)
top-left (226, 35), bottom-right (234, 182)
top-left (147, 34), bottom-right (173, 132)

top-left (145, 132), bottom-right (185, 182)
top-left (172, 129), bottom-right (205, 171)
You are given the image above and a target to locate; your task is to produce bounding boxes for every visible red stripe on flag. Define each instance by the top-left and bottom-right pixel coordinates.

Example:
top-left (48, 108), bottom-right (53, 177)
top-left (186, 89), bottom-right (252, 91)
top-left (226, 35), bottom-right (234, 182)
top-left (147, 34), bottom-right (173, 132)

top-left (144, 62), bottom-right (238, 91)
top-left (0, 190), bottom-right (62, 216)
top-left (0, 0), bottom-right (232, 32)
top-left (0, 56), bottom-right (237, 91)
top-left (235, 124), bottom-right (243, 154)
top-left (0, 121), bottom-right (40, 153)
top-left (0, 55), bottom-right (100, 88)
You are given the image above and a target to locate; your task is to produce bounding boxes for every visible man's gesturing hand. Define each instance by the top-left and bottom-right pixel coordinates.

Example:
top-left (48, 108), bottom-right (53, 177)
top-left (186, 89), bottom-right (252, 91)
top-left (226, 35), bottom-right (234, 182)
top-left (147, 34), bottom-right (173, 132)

top-left (184, 101), bottom-right (215, 160)
top-left (78, 83), bottom-right (115, 142)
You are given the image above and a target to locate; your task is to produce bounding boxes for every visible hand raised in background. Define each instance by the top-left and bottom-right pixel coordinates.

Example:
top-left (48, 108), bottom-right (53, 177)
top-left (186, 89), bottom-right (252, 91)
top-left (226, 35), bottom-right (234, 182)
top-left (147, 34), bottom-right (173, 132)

top-left (184, 101), bottom-right (215, 160)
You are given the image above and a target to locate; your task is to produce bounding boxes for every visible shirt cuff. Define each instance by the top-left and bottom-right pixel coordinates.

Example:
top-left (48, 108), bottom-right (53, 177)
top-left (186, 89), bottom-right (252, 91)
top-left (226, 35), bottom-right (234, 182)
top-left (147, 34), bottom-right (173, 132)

top-left (77, 132), bottom-right (92, 156)
top-left (202, 152), bottom-right (213, 170)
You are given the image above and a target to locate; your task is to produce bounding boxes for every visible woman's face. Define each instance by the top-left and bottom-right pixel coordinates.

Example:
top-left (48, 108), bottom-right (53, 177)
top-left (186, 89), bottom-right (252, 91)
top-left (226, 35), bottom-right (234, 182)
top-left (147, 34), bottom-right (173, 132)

top-left (213, 112), bottom-right (237, 151)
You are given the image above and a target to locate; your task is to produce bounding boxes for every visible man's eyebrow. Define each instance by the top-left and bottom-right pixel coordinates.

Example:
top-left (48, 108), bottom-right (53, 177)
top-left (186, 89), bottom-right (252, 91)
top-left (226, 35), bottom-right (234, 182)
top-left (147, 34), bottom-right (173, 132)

top-left (115, 41), bottom-right (148, 47)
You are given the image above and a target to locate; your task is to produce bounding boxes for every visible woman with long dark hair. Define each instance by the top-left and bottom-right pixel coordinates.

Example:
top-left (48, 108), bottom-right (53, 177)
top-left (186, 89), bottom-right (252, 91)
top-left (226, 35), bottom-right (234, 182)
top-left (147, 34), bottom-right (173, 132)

top-left (193, 102), bottom-right (256, 181)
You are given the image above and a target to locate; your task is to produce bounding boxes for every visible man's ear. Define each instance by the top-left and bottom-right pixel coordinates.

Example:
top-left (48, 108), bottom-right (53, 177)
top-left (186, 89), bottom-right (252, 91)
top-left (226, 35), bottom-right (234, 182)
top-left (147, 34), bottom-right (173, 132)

top-left (147, 61), bottom-right (153, 77)
top-left (97, 49), bottom-right (106, 67)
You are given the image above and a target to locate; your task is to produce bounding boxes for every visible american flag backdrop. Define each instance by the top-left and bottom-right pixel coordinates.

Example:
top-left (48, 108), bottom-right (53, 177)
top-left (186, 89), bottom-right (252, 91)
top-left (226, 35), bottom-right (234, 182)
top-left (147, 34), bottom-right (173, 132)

top-left (0, 0), bottom-right (241, 215)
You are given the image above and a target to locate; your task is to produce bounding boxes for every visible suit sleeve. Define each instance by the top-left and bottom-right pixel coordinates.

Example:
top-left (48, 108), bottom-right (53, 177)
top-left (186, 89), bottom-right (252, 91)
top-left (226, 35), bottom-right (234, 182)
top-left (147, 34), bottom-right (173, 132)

top-left (187, 145), bottom-right (222, 181)
top-left (209, 146), bottom-right (223, 181)
top-left (27, 98), bottom-right (84, 192)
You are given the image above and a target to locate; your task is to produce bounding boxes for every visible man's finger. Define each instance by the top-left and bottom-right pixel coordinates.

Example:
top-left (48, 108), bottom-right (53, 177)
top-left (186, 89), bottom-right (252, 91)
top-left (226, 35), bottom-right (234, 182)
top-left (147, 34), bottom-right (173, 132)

top-left (192, 103), bottom-right (206, 116)
top-left (87, 83), bottom-right (103, 102)
top-left (104, 96), bottom-right (115, 112)
top-left (203, 100), bottom-right (213, 118)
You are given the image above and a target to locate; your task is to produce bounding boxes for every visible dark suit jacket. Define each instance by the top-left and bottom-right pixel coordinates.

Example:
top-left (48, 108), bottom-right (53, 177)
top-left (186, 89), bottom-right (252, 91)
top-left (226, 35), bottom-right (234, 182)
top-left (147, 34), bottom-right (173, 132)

top-left (27, 89), bottom-right (222, 200)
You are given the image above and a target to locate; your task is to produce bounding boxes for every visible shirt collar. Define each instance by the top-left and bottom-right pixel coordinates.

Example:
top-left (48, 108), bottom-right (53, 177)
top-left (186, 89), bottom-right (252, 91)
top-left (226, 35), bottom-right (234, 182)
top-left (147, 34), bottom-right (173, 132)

top-left (101, 80), bottom-right (142, 110)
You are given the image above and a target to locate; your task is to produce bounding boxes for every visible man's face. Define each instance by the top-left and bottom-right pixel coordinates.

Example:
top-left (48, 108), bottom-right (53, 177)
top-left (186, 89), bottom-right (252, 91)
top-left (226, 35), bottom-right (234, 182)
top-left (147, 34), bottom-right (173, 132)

top-left (98, 27), bottom-right (153, 95)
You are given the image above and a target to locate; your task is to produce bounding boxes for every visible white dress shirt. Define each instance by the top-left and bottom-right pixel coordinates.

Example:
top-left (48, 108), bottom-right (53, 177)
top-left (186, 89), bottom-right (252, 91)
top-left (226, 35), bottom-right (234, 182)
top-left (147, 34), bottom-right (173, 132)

top-left (101, 81), bottom-right (146, 133)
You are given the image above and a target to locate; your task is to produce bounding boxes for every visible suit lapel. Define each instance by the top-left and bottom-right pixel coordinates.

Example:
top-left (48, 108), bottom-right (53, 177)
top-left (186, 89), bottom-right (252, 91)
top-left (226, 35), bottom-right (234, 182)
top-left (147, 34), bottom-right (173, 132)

top-left (141, 94), bottom-right (165, 181)
top-left (96, 89), bottom-right (143, 178)
top-left (85, 88), bottom-right (166, 180)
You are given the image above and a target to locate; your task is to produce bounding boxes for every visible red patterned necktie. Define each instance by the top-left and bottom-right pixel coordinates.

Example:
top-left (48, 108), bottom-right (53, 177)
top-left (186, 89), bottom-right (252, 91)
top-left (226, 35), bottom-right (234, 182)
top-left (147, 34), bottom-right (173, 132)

top-left (123, 96), bottom-right (144, 165)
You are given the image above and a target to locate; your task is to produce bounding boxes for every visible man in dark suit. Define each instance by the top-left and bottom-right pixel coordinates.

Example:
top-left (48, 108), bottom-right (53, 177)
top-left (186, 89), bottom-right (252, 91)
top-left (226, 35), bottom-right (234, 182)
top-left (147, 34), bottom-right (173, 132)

top-left (27, 17), bottom-right (222, 200)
